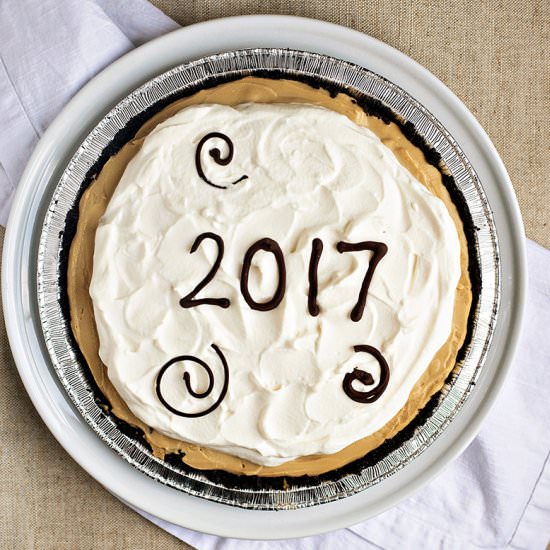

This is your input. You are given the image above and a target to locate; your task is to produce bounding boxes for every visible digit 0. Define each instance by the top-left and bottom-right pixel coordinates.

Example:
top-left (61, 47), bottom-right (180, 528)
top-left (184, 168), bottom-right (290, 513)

top-left (240, 238), bottom-right (286, 311)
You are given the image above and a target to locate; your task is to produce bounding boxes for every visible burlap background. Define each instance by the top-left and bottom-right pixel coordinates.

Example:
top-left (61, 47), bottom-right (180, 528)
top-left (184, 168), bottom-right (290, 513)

top-left (0, 1), bottom-right (547, 548)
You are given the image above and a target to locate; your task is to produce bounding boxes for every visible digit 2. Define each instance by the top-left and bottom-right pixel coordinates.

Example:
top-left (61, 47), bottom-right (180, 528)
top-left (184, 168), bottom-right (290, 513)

top-left (179, 232), bottom-right (230, 309)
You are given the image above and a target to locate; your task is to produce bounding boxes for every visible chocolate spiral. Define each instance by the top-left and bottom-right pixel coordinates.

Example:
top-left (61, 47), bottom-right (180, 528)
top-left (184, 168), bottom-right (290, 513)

top-left (342, 344), bottom-right (390, 403)
top-left (155, 343), bottom-right (229, 418)
top-left (195, 132), bottom-right (248, 189)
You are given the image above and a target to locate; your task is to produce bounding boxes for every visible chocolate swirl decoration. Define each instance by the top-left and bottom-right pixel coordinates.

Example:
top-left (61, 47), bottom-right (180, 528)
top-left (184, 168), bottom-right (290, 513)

top-left (195, 132), bottom-right (248, 189)
top-left (155, 343), bottom-right (229, 418)
top-left (342, 344), bottom-right (390, 403)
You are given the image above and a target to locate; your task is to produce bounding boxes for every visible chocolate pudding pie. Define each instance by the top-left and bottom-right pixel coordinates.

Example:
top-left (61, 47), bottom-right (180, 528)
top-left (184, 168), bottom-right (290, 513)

top-left (66, 76), bottom-right (473, 480)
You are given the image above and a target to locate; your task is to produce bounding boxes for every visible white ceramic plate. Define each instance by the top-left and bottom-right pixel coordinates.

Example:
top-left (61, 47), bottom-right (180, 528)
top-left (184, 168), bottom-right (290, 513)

top-left (2, 16), bottom-right (526, 539)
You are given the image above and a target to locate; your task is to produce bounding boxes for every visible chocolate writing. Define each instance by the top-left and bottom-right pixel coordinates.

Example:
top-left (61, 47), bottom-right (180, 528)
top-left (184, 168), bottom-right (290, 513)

top-left (307, 238), bottom-right (323, 316)
top-left (336, 241), bottom-right (388, 322)
top-left (180, 232), bottom-right (230, 309)
top-left (240, 238), bottom-right (286, 311)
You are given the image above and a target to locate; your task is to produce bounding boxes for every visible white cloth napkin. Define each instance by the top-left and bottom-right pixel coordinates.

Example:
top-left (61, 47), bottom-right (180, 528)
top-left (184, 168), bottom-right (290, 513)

top-left (1, 1), bottom-right (549, 548)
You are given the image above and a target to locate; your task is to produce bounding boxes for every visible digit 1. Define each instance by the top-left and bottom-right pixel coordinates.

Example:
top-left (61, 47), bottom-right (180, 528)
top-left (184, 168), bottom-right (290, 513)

top-left (308, 238), bottom-right (323, 316)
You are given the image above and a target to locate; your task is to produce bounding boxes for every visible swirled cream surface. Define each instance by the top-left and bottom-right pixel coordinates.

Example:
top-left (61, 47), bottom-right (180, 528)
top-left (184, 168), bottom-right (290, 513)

top-left (90, 102), bottom-right (461, 466)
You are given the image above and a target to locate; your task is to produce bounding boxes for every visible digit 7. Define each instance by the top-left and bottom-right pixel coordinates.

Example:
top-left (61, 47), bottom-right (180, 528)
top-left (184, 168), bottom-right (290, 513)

top-left (336, 241), bottom-right (388, 322)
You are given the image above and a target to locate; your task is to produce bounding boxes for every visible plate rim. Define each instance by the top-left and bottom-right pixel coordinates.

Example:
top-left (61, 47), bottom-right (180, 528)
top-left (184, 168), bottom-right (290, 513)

top-left (2, 15), bottom-right (527, 539)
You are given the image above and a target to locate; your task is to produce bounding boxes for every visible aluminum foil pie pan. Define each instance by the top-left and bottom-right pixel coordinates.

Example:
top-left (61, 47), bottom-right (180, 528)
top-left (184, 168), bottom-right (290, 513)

top-left (36, 48), bottom-right (500, 510)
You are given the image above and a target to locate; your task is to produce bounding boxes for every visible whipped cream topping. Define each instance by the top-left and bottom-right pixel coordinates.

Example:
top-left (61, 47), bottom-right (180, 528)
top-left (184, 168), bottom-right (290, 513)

top-left (90, 103), bottom-right (461, 466)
